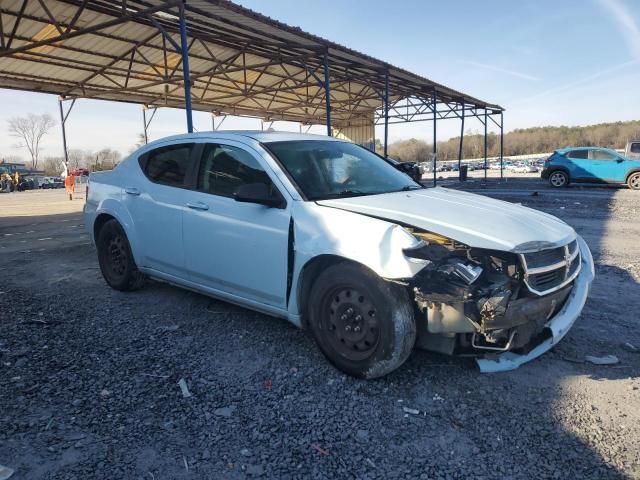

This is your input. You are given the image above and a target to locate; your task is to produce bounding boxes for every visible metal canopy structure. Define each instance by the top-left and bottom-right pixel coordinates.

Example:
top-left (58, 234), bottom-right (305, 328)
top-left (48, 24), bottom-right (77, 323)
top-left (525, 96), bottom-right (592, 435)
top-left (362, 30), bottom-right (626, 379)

top-left (0, 0), bottom-right (505, 182)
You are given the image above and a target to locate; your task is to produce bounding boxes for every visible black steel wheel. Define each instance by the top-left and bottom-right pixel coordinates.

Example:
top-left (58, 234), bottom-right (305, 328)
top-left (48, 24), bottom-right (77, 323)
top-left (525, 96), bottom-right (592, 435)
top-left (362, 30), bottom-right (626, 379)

top-left (307, 262), bottom-right (416, 379)
top-left (322, 287), bottom-right (380, 362)
top-left (96, 219), bottom-right (146, 291)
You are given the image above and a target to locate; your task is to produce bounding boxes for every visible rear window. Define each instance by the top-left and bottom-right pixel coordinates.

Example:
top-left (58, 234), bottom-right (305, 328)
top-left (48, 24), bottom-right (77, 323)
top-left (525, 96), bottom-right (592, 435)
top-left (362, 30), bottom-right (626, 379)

top-left (630, 143), bottom-right (640, 154)
top-left (566, 150), bottom-right (588, 159)
top-left (141, 143), bottom-right (194, 187)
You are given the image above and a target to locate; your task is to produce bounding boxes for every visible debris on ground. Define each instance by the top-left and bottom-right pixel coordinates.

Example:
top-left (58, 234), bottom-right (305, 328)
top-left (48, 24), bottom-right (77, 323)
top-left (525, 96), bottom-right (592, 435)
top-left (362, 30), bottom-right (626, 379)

top-left (402, 406), bottom-right (420, 415)
top-left (310, 444), bottom-right (330, 456)
top-left (156, 325), bottom-right (179, 333)
top-left (178, 378), bottom-right (192, 398)
top-left (585, 355), bottom-right (620, 365)
top-left (622, 342), bottom-right (639, 353)
top-left (0, 465), bottom-right (14, 480)
top-left (213, 406), bottom-right (234, 417)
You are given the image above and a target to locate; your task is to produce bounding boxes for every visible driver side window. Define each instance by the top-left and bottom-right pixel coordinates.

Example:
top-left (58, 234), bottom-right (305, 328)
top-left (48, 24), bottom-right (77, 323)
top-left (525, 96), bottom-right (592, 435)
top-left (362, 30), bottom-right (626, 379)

top-left (197, 144), bottom-right (274, 197)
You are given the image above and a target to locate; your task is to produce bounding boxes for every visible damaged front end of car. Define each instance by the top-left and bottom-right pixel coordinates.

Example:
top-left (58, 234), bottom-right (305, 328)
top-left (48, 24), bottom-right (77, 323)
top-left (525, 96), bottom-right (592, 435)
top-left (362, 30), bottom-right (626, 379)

top-left (400, 228), bottom-right (593, 371)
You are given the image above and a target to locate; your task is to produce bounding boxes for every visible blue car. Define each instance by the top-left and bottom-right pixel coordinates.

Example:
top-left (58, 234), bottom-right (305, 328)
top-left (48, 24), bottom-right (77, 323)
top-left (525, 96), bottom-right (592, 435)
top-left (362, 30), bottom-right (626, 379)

top-left (541, 147), bottom-right (640, 190)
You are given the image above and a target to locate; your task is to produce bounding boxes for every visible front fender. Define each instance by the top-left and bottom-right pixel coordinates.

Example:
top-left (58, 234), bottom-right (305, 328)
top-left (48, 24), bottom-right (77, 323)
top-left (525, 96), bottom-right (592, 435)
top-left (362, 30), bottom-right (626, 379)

top-left (287, 202), bottom-right (427, 321)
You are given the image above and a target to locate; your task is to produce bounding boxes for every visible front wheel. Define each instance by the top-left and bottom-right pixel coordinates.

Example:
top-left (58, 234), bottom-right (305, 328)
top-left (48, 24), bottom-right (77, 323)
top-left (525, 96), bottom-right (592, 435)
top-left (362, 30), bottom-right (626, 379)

top-left (549, 170), bottom-right (569, 188)
top-left (627, 172), bottom-right (640, 190)
top-left (307, 262), bottom-right (416, 379)
top-left (96, 219), bottom-right (146, 291)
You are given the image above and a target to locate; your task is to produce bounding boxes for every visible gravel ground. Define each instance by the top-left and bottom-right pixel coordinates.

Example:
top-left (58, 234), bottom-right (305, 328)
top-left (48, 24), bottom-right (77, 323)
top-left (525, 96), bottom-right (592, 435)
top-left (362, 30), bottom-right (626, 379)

top-left (1, 185), bottom-right (639, 479)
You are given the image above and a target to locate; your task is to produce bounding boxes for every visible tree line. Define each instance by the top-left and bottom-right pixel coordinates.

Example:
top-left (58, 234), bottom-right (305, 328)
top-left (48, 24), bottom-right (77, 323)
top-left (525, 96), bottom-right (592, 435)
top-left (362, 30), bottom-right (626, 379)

top-left (379, 120), bottom-right (640, 162)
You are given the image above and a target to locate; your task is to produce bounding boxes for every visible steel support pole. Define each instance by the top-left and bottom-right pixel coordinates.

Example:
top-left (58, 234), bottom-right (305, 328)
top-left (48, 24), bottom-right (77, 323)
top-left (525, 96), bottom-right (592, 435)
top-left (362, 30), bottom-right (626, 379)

top-left (432, 89), bottom-right (437, 187)
top-left (142, 107), bottom-right (148, 144)
top-left (384, 70), bottom-right (389, 158)
top-left (500, 111), bottom-right (504, 180)
top-left (484, 109), bottom-right (488, 182)
top-left (58, 98), bottom-right (69, 165)
top-left (458, 100), bottom-right (465, 172)
top-left (323, 50), bottom-right (332, 136)
top-left (211, 113), bottom-right (215, 131)
top-left (178, 3), bottom-right (193, 133)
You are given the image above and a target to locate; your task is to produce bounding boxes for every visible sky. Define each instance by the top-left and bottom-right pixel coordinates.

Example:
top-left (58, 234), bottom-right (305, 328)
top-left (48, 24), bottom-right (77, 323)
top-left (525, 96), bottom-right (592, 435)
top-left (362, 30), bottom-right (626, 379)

top-left (1, 0), bottom-right (639, 161)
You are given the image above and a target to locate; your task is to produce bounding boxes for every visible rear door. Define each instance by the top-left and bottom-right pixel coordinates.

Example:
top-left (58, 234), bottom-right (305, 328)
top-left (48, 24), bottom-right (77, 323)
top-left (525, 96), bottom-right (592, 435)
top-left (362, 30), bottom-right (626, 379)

top-left (124, 142), bottom-right (196, 277)
top-left (182, 141), bottom-right (290, 308)
top-left (564, 149), bottom-right (591, 180)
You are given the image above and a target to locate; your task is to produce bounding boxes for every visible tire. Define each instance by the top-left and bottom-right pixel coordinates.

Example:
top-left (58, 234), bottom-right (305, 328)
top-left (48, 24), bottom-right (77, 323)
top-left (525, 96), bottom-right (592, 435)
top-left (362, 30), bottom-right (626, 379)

top-left (307, 262), bottom-right (416, 379)
top-left (96, 219), bottom-right (146, 291)
top-left (548, 170), bottom-right (569, 188)
top-left (627, 172), bottom-right (640, 190)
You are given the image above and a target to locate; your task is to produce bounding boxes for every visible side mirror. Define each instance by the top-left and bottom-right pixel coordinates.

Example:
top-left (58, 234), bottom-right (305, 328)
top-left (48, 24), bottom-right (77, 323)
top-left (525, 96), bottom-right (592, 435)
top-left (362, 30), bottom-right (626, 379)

top-left (234, 183), bottom-right (284, 208)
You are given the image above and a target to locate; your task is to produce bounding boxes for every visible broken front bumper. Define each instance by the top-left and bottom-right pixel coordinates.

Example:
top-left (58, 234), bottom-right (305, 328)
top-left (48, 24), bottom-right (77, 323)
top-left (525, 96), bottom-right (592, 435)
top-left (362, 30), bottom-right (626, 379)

top-left (476, 236), bottom-right (594, 373)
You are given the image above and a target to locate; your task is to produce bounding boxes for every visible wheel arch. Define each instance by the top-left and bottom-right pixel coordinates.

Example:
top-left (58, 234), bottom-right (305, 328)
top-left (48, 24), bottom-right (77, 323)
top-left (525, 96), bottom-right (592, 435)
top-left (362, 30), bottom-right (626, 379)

top-left (548, 166), bottom-right (570, 176)
top-left (92, 200), bottom-right (142, 265)
top-left (624, 168), bottom-right (640, 183)
top-left (295, 254), bottom-right (376, 330)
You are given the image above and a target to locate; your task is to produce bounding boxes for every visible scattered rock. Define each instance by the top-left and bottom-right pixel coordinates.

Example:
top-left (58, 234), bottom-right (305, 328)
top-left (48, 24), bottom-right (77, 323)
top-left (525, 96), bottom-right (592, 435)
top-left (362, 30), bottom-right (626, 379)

top-left (622, 342), bottom-right (638, 353)
top-left (240, 448), bottom-right (252, 457)
top-left (246, 464), bottom-right (264, 476)
top-left (356, 429), bottom-right (369, 442)
top-left (214, 406), bottom-right (234, 418)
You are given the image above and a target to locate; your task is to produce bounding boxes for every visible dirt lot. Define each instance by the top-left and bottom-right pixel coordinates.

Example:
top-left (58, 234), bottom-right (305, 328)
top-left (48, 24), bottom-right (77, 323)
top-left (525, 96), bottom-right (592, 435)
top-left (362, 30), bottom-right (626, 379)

top-left (1, 183), bottom-right (639, 479)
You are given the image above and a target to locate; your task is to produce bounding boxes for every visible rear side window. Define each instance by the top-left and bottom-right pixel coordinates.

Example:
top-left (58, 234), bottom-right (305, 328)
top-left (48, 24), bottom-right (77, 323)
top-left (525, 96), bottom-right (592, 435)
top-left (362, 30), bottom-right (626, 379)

top-left (589, 149), bottom-right (617, 160)
top-left (197, 143), bottom-right (274, 197)
top-left (630, 143), bottom-right (640, 154)
top-left (142, 143), bottom-right (194, 187)
top-left (566, 150), bottom-right (588, 159)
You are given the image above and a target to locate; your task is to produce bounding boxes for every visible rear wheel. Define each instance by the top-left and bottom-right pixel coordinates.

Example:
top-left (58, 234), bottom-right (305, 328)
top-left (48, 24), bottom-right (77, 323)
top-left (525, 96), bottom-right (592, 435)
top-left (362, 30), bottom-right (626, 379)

top-left (96, 219), bottom-right (146, 291)
top-left (307, 262), bottom-right (416, 379)
top-left (549, 170), bottom-right (569, 188)
top-left (627, 172), bottom-right (640, 190)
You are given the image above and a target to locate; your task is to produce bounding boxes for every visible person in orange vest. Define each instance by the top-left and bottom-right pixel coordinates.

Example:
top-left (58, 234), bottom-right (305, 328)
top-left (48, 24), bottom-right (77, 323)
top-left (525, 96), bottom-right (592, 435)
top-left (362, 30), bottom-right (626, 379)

top-left (65, 175), bottom-right (75, 201)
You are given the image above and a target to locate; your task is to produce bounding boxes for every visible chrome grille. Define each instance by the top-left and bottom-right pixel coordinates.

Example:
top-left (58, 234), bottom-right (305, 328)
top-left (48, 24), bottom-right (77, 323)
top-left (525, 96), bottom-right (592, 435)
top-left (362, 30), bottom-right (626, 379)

top-left (520, 240), bottom-right (581, 296)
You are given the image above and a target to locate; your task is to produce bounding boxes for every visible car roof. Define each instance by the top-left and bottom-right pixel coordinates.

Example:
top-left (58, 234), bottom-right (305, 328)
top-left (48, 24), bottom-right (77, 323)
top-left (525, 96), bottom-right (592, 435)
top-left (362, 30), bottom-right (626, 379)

top-left (144, 130), bottom-right (346, 147)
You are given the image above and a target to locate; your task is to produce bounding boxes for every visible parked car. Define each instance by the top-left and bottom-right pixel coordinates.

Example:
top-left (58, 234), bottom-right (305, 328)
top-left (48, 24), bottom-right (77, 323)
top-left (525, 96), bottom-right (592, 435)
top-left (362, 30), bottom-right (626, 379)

top-left (541, 147), bottom-right (640, 189)
top-left (625, 140), bottom-right (640, 160)
top-left (513, 163), bottom-right (539, 174)
top-left (382, 156), bottom-right (422, 183)
top-left (85, 132), bottom-right (594, 378)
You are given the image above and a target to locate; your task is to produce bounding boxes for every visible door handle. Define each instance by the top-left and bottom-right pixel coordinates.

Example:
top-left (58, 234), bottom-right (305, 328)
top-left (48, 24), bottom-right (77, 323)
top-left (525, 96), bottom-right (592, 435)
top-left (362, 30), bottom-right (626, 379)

top-left (187, 201), bottom-right (209, 211)
top-left (125, 187), bottom-right (140, 196)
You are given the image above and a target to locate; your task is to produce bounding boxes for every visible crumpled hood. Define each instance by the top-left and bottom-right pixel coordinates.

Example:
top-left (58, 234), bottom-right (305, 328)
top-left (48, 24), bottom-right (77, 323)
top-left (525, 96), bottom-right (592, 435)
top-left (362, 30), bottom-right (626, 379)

top-left (316, 187), bottom-right (576, 253)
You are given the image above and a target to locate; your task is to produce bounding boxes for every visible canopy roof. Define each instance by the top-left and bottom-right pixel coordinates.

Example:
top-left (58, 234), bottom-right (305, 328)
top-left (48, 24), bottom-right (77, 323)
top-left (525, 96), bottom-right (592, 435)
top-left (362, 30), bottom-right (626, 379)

top-left (0, 0), bottom-right (503, 127)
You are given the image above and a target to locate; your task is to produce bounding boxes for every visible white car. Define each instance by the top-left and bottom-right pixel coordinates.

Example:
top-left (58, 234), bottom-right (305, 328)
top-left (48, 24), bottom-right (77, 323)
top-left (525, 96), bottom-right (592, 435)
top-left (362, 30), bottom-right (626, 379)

top-left (84, 132), bottom-right (594, 378)
top-left (513, 164), bottom-right (539, 174)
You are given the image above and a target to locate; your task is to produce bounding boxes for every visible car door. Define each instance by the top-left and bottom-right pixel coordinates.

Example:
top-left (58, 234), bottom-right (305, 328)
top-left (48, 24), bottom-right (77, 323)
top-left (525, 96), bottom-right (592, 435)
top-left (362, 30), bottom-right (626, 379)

top-left (564, 149), bottom-right (591, 180)
top-left (123, 142), bottom-right (196, 278)
top-left (183, 141), bottom-right (290, 308)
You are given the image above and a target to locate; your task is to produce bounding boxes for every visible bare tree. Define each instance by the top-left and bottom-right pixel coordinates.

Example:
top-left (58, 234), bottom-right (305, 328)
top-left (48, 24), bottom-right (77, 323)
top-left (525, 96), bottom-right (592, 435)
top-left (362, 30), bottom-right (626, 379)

top-left (42, 156), bottom-right (65, 176)
top-left (7, 113), bottom-right (56, 170)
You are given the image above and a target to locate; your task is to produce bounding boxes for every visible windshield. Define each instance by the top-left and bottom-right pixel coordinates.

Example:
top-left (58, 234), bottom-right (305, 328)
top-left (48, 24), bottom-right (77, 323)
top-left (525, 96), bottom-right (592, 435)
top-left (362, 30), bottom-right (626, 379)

top-left (265, 140), bottom-right (421, 200)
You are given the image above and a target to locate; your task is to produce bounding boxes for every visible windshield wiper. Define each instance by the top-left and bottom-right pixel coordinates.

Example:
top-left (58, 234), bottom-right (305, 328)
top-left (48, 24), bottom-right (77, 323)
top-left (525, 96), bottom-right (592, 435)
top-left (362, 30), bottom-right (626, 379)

top-left (399, 185), bottom-right (423, 191)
